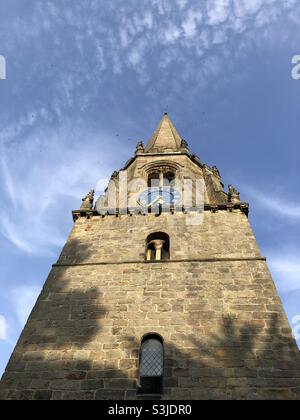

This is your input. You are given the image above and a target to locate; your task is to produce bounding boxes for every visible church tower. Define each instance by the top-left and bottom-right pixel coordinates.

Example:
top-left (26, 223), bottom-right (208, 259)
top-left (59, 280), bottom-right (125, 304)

top-left (1, 114), bottom-right (299, 400)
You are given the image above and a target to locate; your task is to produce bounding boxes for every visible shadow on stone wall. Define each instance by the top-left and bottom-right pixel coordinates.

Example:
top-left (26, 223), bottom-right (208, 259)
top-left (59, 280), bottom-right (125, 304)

top-left (0, 238), bottom-right (300, 400)
top-left (165, 314), bottom-right (300, 400)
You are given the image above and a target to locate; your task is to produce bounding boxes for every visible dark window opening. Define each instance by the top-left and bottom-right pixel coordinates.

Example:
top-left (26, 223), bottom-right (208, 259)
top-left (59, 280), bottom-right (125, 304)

top-left (147, 241), bottom-right (156, 261)
top-left (148, 173), bottom-right (160, 188)
top-left (139, 334), bottom-right (164, 395)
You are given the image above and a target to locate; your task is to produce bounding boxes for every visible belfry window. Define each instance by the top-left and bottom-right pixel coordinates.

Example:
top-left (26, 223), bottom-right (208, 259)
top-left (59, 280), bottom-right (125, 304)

top-left (146, 233), bottom-right (170, 261)
top-left (148, 172), bottom-right (160, 188)
top-left (147, 170), bottom-right (176, 209)
top-left (147, 170), bottom-right (175, 189)
top-left (139, 334), bottom-right (164, 395)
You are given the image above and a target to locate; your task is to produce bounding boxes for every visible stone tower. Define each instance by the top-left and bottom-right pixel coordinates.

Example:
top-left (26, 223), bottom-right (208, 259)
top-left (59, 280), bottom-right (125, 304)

top-left (1, 114), bottom-right (299, 400)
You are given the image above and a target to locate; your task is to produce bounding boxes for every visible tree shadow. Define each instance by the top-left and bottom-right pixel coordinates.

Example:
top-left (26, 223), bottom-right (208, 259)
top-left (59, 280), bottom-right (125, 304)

top-left (0, 238), bottom-right (300, 400)
top-left (164, 314), bottom-right (300, 400)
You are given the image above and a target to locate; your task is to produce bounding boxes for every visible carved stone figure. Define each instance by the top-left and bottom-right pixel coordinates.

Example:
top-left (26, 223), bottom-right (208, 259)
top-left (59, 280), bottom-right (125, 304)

top-left (181, 139), bottom-right (189, 150)
top-left (136, 141), bottom-right (145, 154)
top-left (80, 189), bottom-right (95, 210)
top-left (228, 184), bottom-right (240, 203)
top-left (111, 171), bottom-right (119, 179)
top-left (212, 166), bottom-right (221, 178)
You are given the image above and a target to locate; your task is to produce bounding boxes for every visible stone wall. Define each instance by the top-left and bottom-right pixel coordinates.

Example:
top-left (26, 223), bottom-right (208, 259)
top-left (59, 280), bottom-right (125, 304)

top-left (59, 211), bottom-right (261, 265)
top-left (1, 211), bottom-right (300, 400)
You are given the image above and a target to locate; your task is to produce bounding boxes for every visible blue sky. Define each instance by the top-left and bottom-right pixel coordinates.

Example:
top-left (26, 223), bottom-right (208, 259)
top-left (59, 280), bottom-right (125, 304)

top-left (0, 0), bottom-right (300, 377)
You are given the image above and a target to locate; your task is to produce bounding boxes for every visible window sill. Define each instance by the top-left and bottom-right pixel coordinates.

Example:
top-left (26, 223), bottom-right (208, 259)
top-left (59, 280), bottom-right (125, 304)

top-left (136, 392), bottom-right (162, 400)
top-left (137, 387), bottom-right (162, 399)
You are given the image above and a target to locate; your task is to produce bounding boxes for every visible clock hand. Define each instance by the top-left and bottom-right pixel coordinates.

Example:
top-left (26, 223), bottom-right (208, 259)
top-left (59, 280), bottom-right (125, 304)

top-left (148, 196), bottom-right (159, 207)
top-left (148, 195), bottom-right (163, 207)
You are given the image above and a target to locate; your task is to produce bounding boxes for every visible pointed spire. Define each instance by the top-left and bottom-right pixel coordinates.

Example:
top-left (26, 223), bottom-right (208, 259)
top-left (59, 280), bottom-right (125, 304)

top-left (145, 113), bottom-right (183, 153)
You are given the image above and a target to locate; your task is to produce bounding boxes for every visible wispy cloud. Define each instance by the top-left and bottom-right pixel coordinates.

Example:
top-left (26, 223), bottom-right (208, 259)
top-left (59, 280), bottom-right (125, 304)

top-left (269, 255), bottom-right (300, 294)
top-left (240, 184), bottom-right (300, 293)
top-left (241, 185), bottom-right (300, 220)
top-left (1, 0), bottom-right (300, 127)
top-left (9, 286), bottom-right (41, 326)
top-left (0, 122), bottom-right (125, 256)
top-left (0, 0), bottom-right (299, 381)
top-left (292, 316), bottom-right (300, 341)
top-left (182, 7), bottom-right (203, 38)
top-left (254, 194), bottom-right (300, 219)
top-left (207, 0), bottom-right (230, 26)
top-left (0, 316), bottom-right (6, 340)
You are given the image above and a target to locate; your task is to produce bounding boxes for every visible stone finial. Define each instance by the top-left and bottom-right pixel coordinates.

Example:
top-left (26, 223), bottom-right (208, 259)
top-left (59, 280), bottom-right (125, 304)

top-left (228, 185), bottom-right (240, 203)
top-left (180, 139), bottom-right (190, 151)
top-left (111, 171), bottom-right (119, 179)
top-left (135, 141), bottom-right (145, 155)
top-left (80, 190), bottom-right (95, 210)
top-left (191, 154), bottom-right (202, 165)
top-left (212, 166), bottom-right (221, 178)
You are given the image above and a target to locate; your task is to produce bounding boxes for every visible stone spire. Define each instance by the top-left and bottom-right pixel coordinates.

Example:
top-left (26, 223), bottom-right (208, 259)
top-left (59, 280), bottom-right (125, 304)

top-left (145, 113), bottom-right (183, 153)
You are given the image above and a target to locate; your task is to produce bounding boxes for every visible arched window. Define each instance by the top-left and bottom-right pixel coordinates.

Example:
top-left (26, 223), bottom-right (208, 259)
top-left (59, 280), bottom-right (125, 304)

top-left (139, 334), bottom-right (164, 395)
top-left (146, 170), bottom-right (176, 210)
top-left (146, 232), bottom-right (170, 261)
top-left (148, 172), bottom-right (160, 188)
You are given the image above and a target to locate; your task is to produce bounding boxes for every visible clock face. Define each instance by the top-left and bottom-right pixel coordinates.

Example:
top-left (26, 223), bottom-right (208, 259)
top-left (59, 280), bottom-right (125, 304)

top-left (138, 187), bottom-right (181, 208)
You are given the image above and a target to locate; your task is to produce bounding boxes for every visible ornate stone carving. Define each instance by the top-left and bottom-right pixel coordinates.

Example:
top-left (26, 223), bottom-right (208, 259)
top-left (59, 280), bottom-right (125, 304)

top-left (80, 190), bottom-right (95, 210)
top-left (212, 166), bottom-right (221, 178)
top-left (135, 141), bottom-right (145, 155)
top-left (191, 154), bottom-right (202, 165)
top-left (228, 185), bottom-right (240, 203)
top-left (111, 171), bottom-right (119, 179)
top-left (180, 139), bottom-right (189, 151)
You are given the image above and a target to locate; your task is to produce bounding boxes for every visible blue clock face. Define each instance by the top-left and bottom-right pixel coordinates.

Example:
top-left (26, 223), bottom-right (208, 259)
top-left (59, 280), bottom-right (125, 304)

top-left (138, 187), bottom-right (181, 208)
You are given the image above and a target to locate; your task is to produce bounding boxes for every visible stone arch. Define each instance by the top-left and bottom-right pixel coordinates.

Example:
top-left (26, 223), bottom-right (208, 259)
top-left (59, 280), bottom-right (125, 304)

top-left (146, 232), bottom-right (170, 261)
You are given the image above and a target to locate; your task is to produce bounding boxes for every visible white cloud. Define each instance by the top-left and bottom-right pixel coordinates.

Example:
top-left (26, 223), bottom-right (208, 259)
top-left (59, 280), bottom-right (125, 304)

top-left (0, 0), bottom-right (299, 112)
top-left (256, 195), bottom-right (300, 219)
top-left (10, 286), bottom-right (42, 326)
top-left (163, 23), bottom-right (181, 44)
top-left (0, 316), bottom-right (7, 340)
top-left (292, 316), bottom-right (300, 341)
top-left (208, 0), bottom-right (230, 26)
top-left (128, 37), bottom-right (150, 66)
top-left (233, 0), bottom-right (263, 17)
top-left (241, 185), bottom-right (300, 220)
top-left (232, 184), bottom-right (300, 295)
top-left (0, 0), bottom-right (300, 98)
top-left (269, 256), bottom-right (300, 294)
top-left (182, 8), bottom-right (202, 38)
top-left (0, 1), bottom-right (299, 256)
top-left (0, 122), bottom-right (125, 256)
top-left (176, 0), bottom-right (188, 10)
